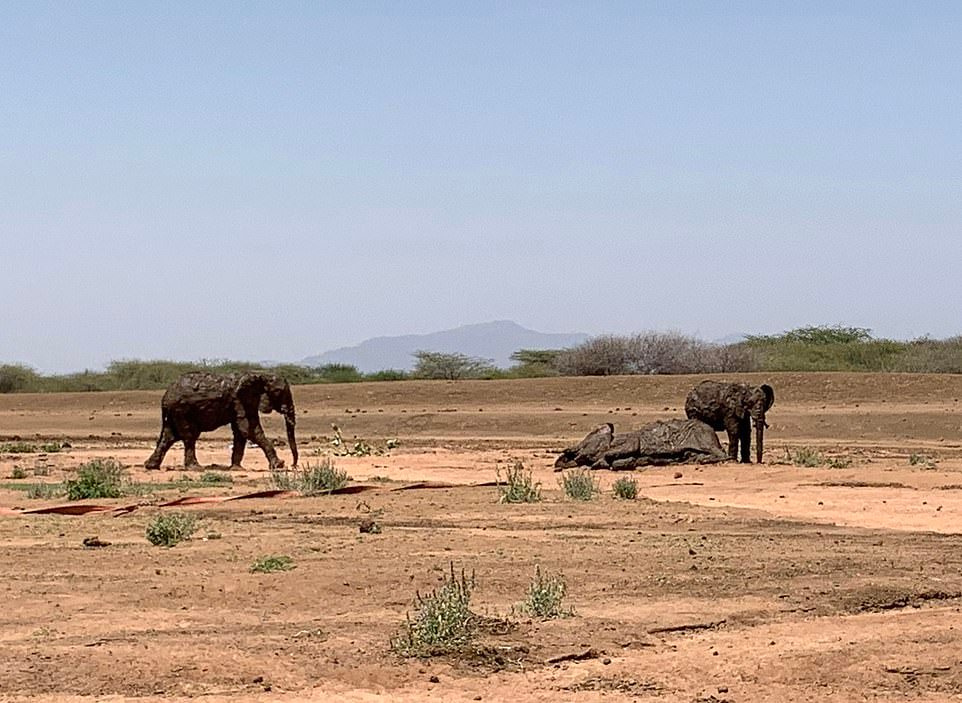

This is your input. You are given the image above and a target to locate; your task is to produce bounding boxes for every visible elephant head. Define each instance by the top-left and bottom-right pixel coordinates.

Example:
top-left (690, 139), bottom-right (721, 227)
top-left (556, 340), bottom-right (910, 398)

top-left (748, 384), bottom-right (775, 463)
top-left (239, 373), bottom-right (299, 466)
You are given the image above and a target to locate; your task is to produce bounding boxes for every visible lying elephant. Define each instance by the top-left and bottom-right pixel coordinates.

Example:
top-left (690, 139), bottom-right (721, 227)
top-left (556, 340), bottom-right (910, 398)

top-left (555, 419), bottom-right (728, 470)
top-left (144, 371), bottom-right (298, 471)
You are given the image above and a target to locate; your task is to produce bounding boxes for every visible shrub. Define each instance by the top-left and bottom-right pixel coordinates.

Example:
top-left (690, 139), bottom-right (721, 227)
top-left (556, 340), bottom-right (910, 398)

top-left (786, 447), bottom-right (824, 468)
top-left (145, 512), bottom-right (197, 547)
top-left (269, 458), bottom-right (350, 495)
top-left (560, 468), bottom-right (598, 500)
top-left (520, 566), bottom-right (570, 619)
top-left (65, 459), bottom-right (127, 500)
top-left (10, 466), bottom-right (28, 479)
top-left (612, 476), bottom-right (638, 499)
top-left (0, 364), bottom-right (41, 393)
top-left (26, 483), bottom-right (62, 500)
top-left (251, 555), bottom-right (296, 573)
top-left (39, 442), bottom-right (63, 453)
top-left (391, 564), bottom-right (476, 657)
top-left (496, 461), bottom-right (542, 503)
top-left (909, 453), bottom-right (937, 469)
top-left (1, 442), bottom-right (38, 454)
top-left (827, 456), bottom-right (852, 469)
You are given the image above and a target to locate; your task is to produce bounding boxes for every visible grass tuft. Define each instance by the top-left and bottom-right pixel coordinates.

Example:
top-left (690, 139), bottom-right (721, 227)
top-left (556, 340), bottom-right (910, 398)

top-left (1, 441), bottom-right (37, 454)
top-left (786, 447), bottom-right (824, 467)
top-left (560, 468), bottom-right (598, 500)
top-left (26, 483), bottom-right (62, 500)
top-left (269, 458), bottom-right (350, 495)
top-left (496, 461), bottom-right (542, 503)
top-left (612, 476), bottom-right (638, 499)
top-left (909, 453), bottom-right (937, 469)
top-left (65, 459), bottom-right (127, 500)
top-left (391, 563), bottom-right (476, 657)
top-left (251, 555), bottom-right (296, 573)
top-left (145, 512), bottom-right (197, 547)
top-left (520, 565), bottom-right (571, 619)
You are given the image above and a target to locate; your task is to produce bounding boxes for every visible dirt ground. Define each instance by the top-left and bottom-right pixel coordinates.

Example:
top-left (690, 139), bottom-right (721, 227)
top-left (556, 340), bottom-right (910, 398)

top-left (2, 372), bottom-right (962, 702)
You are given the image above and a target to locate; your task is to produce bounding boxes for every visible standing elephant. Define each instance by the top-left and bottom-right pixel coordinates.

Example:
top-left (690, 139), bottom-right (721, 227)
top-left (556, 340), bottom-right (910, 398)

top-left (684, 380), bottom-right (774, 463)
top-left (144, 371), bottom-right (298, 471)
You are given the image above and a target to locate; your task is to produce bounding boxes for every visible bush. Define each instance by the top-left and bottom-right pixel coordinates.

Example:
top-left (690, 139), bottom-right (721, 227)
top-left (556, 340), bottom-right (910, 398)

top-left (269, 458), bottom-right (350, 495)
top-left (496, 462), bottom-right (542, 503)
top-left (65, 459), bottom-right (127, 500)
top-left (520, 566), bottom-right (570, 619)
top-left (0, 442), bottom-right (38, 454)
top-left (612, 476), bottom-right (638, 499)
top-left (26, 483), bottom-right (61, 500)
top-left (391, 564), bottom-right (476, 657)
top-left (412, 350), bottom-right (497, 380)
top-left (145, 512), bottom-right (197, 546)
top-left (0, 364), bottom-right (41, 393)
top-left (786, 447), bottom-right (824, 467)
top-left (10, 466), bottom-right (28, 479)
top-left (909, 453), bottom-right (937, 469)
top-left (560, 468), bottom-right (598, 500)
top-left (251, 555), bottom-right (296, 573)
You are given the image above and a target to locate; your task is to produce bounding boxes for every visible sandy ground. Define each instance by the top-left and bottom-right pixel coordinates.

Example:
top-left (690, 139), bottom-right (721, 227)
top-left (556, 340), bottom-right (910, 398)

top-left (2, 372), bottom-right (962, 702)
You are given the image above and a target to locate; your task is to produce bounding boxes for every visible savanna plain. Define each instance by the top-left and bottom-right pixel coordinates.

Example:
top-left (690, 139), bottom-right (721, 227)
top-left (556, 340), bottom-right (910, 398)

top-left (2, 372), bottom-right (962, 702)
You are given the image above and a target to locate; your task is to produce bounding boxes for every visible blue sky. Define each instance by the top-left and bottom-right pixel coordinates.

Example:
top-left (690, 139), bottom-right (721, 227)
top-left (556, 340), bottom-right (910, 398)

top-left (2, 2), bottom-right (960, 372)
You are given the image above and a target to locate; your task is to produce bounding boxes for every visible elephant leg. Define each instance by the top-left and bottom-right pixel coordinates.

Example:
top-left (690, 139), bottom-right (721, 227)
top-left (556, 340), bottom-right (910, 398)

top-left (739, 419), bottom-right (752, 463)
top-left (250, 422), bottom-right (283, 470)
top-left (145, 424), bottom-right (177, 470)
top-left (230, 422), bottom-right (246, 469)
top-left (724, 420), bottom-right (740, 462)
top-left (181, 433), bottom-right (201, 469)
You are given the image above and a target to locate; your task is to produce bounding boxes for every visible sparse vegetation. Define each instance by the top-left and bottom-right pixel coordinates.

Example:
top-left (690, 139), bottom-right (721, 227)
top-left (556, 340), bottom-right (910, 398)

top-left (560, 468), bottom-right (599, 500)
top-left (10, 466), bottom-right (28, 479)
top-left (786, 447), bottom-right (825, 467)
top-left (391, 564), bottom-right (476, 657)
top-left (39, 442), bottom-right (64, 453)
top-left (612, 476), bottom-right (638, 499)
top-left (1, 442), bottom-right (38, 454)
top-left (909, 453), bottom-right (937, 469)
top-left (496, 461), bottom-right (542, 503)
top-left (412, 350), bottom-right (497, 380)
top-left (251, 555), bottom-right (295, 573)
top-left (520, 565), bottom-right (571, 619)
top-left (145, 512), bottom-right (197, 547)
top-left (26, 483), bottom-right (61, 500)
top-left (827, 456), bottom-right (853, 469)
top-left (269, 458), bottom-right (350, 495)
top-left (65, 459), bottom-right (127, 500)
top-left (199, 471), bottom-right (233, 485)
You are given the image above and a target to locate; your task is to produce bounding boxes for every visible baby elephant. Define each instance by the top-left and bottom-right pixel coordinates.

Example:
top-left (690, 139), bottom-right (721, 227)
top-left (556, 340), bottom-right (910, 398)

top-left (684, 380), bottom-right (774, 463)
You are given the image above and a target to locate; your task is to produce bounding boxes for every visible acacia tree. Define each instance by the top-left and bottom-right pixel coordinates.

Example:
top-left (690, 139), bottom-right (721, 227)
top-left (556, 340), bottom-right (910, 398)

top-left (411, 351), bottom-right (496, 380)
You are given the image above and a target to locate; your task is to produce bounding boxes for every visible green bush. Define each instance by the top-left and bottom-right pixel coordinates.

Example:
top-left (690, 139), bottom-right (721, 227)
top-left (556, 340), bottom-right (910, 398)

top-left (26, 483), bottom-right (62, 500)
top-left (560, 468), bottom-right (598, 500)
top-left (10, 466), bottom-right (28, 479)
top-left (496, 461), bottom-right (542, 503)
top-left (1, 442), bottom-right (38, 454)
top-left (65, 459), bottom-right (127, 500)
top-left (145, 512), bottom-right (197, 547)
top-left (269, 458), bottom-right (350, 495)
top-left (612, 476), bottom-right (638, 499)
top-left (786, 447), bottom-right (824, 467)
top-left (520, 565), bottom-right (570, 619)
top-left (251, 555), bottom-right (296, 573)
top-left (391, 564), bottom-right (476, 657)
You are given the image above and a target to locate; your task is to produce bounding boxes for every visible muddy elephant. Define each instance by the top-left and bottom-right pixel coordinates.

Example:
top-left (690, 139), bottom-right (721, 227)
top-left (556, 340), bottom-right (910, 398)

top-left (555, 419), bottom-right (728, 470)
top-left (144, 371), bottom-right (298, 470)
top-left (684, 380), bottom-right (774, 463)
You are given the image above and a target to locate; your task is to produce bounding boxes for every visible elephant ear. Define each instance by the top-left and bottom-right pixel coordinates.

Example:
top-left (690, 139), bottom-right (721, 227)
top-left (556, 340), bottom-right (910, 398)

top-left (759, 384), bottom-right (775, 411)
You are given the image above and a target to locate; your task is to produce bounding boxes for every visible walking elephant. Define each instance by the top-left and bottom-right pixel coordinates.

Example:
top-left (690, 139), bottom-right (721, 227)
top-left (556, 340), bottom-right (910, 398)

top-left (144, 371), bottom-right (298, 471)
top-left (684, 380), bottom-right (774, 463)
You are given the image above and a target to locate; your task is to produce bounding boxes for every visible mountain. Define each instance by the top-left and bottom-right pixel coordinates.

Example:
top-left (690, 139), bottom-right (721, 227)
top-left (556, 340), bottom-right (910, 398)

top-left (301, 321), bottom-right (589, 373)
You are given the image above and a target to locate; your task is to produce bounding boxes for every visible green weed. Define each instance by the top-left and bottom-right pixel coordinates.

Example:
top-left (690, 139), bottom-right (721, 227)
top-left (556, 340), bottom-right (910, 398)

top-left (612, 476), bottom-right (638, 499)
top-left (65, 459), bottom-right (127, 500)
top-left (391, 564), bottom-right (476, 657)
top-left (145, 512), bottom-right (197, 547)
top-left (250, 555), bottom-right (296, 573)
top-left (559, 468), bottom-right (599, 500)
top-left (496, 461), bottom-right (542, 504)
top-left (519, 565), bottom-right (570, 619)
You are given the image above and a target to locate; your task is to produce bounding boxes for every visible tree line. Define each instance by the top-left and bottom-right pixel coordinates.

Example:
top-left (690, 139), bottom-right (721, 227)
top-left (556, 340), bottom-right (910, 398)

top-left (3, 326), bottom-right (962, 393)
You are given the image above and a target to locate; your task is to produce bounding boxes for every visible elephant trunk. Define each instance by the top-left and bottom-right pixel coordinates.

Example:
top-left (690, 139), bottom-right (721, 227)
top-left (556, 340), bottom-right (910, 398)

top-left (755, 420), bottom-right (765, 464)
top-left (285, 413), bottom-right (298, 467)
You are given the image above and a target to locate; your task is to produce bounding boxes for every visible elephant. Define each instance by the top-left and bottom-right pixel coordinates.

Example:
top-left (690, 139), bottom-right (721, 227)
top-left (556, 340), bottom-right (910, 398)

top-left (684, 380), bottom-right (774, 463)
top-left (555, 419), bottom-right (728, 470)
top-left (144, 371), bottom-right (298, 471)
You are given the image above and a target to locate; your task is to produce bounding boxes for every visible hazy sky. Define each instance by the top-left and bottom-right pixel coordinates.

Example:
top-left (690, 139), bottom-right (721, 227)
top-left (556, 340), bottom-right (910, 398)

top-left (2, 2), bottom-right (960, 372)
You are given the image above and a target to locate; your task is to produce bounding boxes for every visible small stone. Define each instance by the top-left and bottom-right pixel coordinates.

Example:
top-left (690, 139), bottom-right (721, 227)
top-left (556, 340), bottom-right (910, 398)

top-left (674, 472), bottom-right (683, 479)
top-left (718, 686), bottom-right (729, 693)
top-left (429, 675), bottom-right (440, 683)
top-left (602, 657), bottom-right (611, 665)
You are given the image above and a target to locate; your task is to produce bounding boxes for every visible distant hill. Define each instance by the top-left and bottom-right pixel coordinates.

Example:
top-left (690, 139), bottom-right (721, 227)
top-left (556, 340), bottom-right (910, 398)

top-left (301, 321), bottom-right (589, 373)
